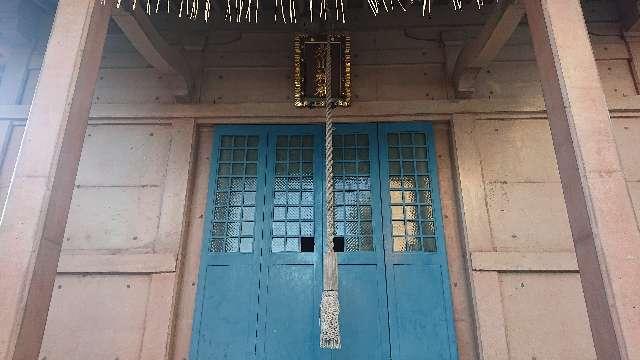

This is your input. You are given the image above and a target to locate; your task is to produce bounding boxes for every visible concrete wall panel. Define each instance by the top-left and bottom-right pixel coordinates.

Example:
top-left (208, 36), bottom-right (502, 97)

top-left (201, 68), bottom-right (291, 104)
top-left (475, 119), bottom-right (559, 183)
top-left (205, 31), bottom-right (291, 53)
top-left (613, 118), bottom-right (640, 181)
top-left (99, 52), bottom-right (150, 69)
top-left (612, 117), bottom-right (640, 235)
top-left (486, 181), bottom-right (573, 252)
top-left (29, 121), bottom-right (195, 359)
top-left (356, 64), bottom-right (446, 101)
top-left (474, 62), bottom-right (542, 100)
top-left (93, 68), bottom-right (179, 104)
top-left (63, 186), bottom-right (163, 252)
top-left (472, 119), bottom-right (574, 252)
top-left (452, 32), bottom-right (632, 102)
top-left (201, 63), bottom-right (447, 104)
top-left (362, 29), bottom-right (442, 54)
top-left (76, 124), bottom-right (172, 186)
top-left (40, 274), bottom-right (151, 360)
top-left (59, 123), bottom-right (178, 253)
top-left (597, 60), bottom-right (637, 98)
top-left (500, 273), bottom-right (596, 360)
top-left (454, 115), bottom-right (597, 359)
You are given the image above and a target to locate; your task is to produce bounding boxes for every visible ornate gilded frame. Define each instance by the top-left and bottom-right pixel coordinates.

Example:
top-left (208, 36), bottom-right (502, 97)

top-left (293, 33), bottom-right (352, 107)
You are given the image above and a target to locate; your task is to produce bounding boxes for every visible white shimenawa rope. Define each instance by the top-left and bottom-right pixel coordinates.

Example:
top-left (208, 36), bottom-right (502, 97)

top-left (320, 37), bottom-right (341, 350)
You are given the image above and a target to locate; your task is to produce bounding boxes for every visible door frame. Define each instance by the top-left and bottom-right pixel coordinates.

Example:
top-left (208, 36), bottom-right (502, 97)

top-left (189, 122), bottom-right (459, 360)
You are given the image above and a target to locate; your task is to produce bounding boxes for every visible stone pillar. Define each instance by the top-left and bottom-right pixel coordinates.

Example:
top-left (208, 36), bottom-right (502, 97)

top-left (524, 1), bottom-right (640, 359)
top-left (0, 0), bottom-right (110, 359)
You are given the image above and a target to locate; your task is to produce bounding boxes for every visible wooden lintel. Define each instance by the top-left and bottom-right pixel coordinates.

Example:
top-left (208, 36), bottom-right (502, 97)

top-left (453, 0), bottom-right (526, 98)
top-left (0, 99), bottom-right (544, 120)
top-left (57, 253), bottom-right (177, 274)
top-left (112, 6), bottom-right (192, 98)
top-left (616, 0), bottom-right (640, 32)
top-left (471, 251), bottom-right (579, 272)
top-left (1, 96), bottom-right (640, 121)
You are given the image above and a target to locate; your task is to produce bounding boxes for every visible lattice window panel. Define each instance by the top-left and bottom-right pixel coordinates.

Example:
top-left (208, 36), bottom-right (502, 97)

top-left (210, 135), bottom-right (259, 253)
top-left (333, 133), bottom-right (374, 251)
top-left (387, 132), bottom-right (436, 252)
top-left (271, 135), bottom-right (316, 252)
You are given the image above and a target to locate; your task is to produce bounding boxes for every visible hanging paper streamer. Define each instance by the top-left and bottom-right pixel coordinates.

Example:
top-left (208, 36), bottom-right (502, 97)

top-left (101, 0), bottom-right (492, 24)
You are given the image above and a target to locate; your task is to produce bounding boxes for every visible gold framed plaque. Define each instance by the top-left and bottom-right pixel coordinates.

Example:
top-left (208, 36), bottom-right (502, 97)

top-left (293, 33), bottom-right (352, 107)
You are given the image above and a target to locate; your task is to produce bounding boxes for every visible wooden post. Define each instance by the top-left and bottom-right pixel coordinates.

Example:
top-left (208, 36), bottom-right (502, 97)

top-left (0, 0), bottom-right (111, 359)
top-left (524, 1), bottom-right (640, 359)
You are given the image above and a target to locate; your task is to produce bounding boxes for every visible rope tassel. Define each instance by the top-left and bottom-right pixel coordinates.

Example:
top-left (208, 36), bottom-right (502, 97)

top-left (320, 289), bottom-right (341, 349)
top-left (320, 38), bottom-right (341, 350)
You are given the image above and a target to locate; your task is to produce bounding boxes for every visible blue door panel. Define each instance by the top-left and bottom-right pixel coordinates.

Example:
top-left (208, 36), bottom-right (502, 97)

top-left (391, 264), bottom-right (451, 360)
top-left (335, 264), bottom-right (388, 360)
top-left (260, 127), bottom-right (325, 360)
top-left (191, 123), bottom-right (459, 360)
top-left (379, 123), bottom-right (459, 360)
top-left (264, 264), bottom-right (318, 359)
top-left (197, 265), bottom-right (258, 360)
top-left (190, 129), bottom-right (268, 360)
top-left (332, 124), bottom-right (391, 360)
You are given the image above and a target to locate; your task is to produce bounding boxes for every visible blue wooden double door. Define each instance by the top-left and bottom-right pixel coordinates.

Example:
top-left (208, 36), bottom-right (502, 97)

top-left (191, 123), bottom-right (458, 360)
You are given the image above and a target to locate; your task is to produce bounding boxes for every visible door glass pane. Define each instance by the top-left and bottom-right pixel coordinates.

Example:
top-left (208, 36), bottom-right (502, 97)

top-left (333, 133), bottom-right (374, 251)
top-left (386, 132), bottom-right (436, 252)
top-left (271, 135), bottom-right (316, 253)
top-left (209, 135), bottom-right (259, 253)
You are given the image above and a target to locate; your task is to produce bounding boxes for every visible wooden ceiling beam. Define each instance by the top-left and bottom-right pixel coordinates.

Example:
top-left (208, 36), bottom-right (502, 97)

top-left (452, 0), bottom-right (525, 98)
top-left (112, 5), bottom-right (193, 99)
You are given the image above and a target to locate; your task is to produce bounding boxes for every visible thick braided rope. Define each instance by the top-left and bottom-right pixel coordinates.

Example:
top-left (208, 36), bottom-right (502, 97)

top-left (320, 38), bottom-right (341, 350)
top-left (325, 40), bottom-right (335, 259)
